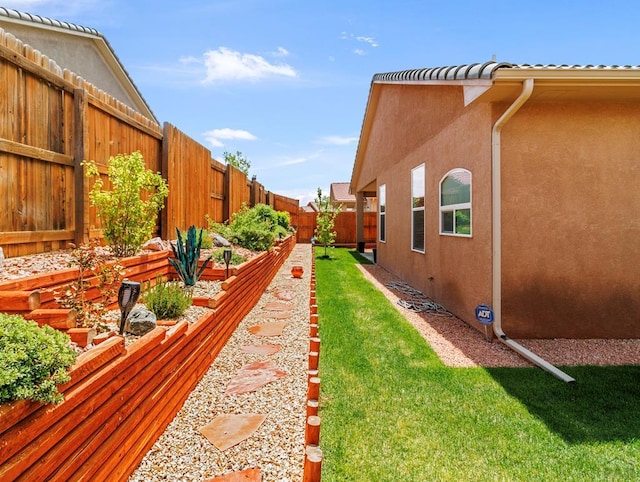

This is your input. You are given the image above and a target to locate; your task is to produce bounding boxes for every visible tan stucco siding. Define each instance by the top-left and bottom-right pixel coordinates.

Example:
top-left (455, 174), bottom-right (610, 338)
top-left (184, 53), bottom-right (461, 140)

top-left (1, 24), bottom-right (139, 110)
top-left (358, 84), bottom-right (494, 327)
top-left (501, 101), bottom-right (640, 338)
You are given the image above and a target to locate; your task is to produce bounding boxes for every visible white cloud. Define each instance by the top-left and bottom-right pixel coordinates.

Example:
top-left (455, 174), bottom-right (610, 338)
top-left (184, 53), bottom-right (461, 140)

top-left (319, 135), bottom-right (358, 146)
top-left (341, 32), bottom-right (380, 52)
top-left (203, 128), bottom-right (257, 148)
top-left (272, 47), bottom-right (290, 57)
top-left (202, 47), bottom-right (297, 83)
top-left (356, 36), bottom-right (379, 47)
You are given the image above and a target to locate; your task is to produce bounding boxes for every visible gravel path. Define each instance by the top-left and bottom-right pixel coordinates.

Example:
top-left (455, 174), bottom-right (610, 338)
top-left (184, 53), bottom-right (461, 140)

top-left (128, 244), bottom-right (312, 482)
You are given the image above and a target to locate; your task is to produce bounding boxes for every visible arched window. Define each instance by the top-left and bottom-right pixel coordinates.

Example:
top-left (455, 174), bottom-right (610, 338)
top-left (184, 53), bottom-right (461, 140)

top-left (439, 169), bottom-right (471, 236)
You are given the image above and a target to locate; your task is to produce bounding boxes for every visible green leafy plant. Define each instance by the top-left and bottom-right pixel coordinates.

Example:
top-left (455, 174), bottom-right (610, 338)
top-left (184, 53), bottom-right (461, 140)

top-left (56, 240), bottom-right (124, 329)
top-left (223, 150), bottom-right (251, 176)
top-left (276, 210), bottom-right (291, 231)
top-left (0, 314), bottom-right (77, 404)
top-left (226, 203), bottom-right (292, 251)
top-left (82, 151), bottom-right (169, 258)
top-left (206, 215), bottom-right (234, 240)
top-left (314, 187), bottom-right (342, 257)
top-left (169, 226), bottom-right (212, 286)
top-left (142, 276), bottom-right (192, 319)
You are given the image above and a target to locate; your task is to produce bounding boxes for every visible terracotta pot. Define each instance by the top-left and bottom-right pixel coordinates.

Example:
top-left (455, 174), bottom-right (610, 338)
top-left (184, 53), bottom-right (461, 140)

top-left (291, 265), bottom-right (304, 278)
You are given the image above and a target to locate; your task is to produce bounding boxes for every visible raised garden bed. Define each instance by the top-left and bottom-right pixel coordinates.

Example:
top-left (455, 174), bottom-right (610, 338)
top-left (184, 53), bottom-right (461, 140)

top-left (0, 236), bottom-right (295, 481)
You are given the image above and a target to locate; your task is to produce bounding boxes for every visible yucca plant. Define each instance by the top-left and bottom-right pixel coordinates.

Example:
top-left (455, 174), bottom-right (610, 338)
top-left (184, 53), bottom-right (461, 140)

top-left (168, 226), bottom-right (212, 286)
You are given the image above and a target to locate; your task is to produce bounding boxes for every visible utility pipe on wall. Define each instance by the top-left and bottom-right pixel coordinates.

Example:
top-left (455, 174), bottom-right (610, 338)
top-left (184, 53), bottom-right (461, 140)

top-left (491, 78), bottom-right (575, 383)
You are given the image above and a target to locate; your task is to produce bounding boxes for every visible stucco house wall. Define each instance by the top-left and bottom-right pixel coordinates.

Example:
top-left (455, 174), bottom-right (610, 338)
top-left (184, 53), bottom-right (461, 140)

top-left (352, 62), bottom-right (640, 340)
top-left (500, 101), bottom-right (640, 338)
top-left (357, 84), bottom-right (494, 326)
top-left (0, 8), bottom-right (156, 122)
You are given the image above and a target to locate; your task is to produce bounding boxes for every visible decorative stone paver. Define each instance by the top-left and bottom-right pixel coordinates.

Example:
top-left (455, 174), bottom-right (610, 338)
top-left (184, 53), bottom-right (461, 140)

top-left (263, 311), bottom-right (292, 320)
top-left (274, 290), bottom-right (295, 301)
top-left (239, 344), bottom-right (281, 356)
top-left (247, 321), bottom-right (288, 337)
top-left (204, 467), bottom-right (261, 481)
top-left (199, 414), bottom-right (267, 451)
top-left (224, 360), bottom-right (287, 395)
top-left (262, 301), bottom-right (293, 311)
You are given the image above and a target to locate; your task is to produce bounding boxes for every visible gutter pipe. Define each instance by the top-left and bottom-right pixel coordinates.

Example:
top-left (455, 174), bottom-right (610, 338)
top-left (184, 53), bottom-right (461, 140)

top-left (491, 78), bottom-right (575, 383)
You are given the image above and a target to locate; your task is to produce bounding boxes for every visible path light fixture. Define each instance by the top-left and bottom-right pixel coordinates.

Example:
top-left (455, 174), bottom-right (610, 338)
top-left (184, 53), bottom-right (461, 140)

top-left (118, 280), bottom-right (141, 335)
top-left (223, 248), bottom-right (232, 279)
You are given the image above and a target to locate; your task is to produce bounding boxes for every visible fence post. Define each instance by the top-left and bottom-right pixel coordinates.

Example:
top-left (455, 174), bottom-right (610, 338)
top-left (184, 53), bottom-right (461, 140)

top-left (73, 88), bottom-right (89, 246)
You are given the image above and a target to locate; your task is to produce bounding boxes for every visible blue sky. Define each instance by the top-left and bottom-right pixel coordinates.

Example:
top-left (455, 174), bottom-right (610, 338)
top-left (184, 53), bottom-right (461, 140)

top-left (3, 1), bottom-right (639, 205)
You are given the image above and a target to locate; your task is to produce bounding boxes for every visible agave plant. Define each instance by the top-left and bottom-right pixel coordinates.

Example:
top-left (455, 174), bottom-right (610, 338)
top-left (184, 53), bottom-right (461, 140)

top-left (168, 226), bottom-right (212, 286)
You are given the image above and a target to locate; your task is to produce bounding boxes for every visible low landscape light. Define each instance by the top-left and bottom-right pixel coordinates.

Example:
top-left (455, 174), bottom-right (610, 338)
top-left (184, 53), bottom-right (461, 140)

top-left (118, 280), bottom-right (141, 335)
top-left (223, 248), bottom-right (232, 279)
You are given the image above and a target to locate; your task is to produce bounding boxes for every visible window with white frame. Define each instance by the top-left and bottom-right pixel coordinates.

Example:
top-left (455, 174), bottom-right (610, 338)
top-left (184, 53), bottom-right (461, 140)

top-left (440, 168), bottom-right (471, 236)
top-left (379, 184), bottom-right (386, 242)
top-left (411, 164), bottom-right (425, 252)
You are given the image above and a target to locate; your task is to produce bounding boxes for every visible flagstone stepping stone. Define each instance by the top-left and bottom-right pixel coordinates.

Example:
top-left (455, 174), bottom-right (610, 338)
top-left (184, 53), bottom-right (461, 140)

top-left (199, 414), bottom-right (267, 451)
top-left (247, 322), bottom-right (288, 337)
top-left (203, 467), bottom-right (261, 482)
top-left (240, 344), bottom-right (281, 356)
top-left (274, 290), bottom-right (295, 301)
top-left (264, 311), bottom-right (292, 320)
top-left (263, 302), bottom-right (293, 311)
top-left (225, 360), bottom-right (287, 395)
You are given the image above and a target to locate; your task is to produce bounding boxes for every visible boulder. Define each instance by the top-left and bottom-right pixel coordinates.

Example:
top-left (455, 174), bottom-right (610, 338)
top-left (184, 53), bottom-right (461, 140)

top-left (142, 237), bottom-right (171, 251)
top-left (212, 234), bottom-right (231, 247)
top-left (125, 306), bottom-right (157, 336)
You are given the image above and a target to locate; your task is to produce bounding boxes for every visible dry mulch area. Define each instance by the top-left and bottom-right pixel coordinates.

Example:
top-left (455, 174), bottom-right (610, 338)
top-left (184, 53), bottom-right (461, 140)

top-left (357, 262), bottom-right (640, 368)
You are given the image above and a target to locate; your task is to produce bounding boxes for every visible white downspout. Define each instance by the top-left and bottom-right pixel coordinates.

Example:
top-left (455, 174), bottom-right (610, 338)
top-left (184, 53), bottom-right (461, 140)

top-left (491, 78), bottom-right (575, 383)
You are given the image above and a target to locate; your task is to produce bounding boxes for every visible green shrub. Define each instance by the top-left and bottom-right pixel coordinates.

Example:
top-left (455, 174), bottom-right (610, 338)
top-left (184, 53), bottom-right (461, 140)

top-left (206, 215), bottom-right (233, 240)
top-left (211, 248), bottom-right (246, 265)
top-left (82, 151), bottom-right (169, 258)
top-left (276, 210), bottom-right (291, 231)
top-left (0, 314), bottom-right (77, 405)
top-left (142, 277), bottom-right (192, 319)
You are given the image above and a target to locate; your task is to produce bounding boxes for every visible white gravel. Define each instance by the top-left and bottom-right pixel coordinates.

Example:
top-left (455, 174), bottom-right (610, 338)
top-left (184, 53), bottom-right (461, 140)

top-left (128, 244), bottom-right (312, 482)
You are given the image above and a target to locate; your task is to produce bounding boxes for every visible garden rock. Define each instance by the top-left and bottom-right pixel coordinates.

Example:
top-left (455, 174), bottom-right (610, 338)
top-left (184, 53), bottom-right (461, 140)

top-left (125, 306), bottom-right (157, 336)
top-left (213, 234), bottom-right (231, 247)
top-left (143, 237), bottom-right (171, 251)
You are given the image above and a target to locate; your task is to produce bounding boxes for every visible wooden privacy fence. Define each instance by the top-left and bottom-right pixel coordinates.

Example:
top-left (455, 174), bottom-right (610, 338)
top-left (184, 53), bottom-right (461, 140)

top-left (0, 28), bottom-right (299, 258)
top-left (296, 211), bottom-right (378, 247)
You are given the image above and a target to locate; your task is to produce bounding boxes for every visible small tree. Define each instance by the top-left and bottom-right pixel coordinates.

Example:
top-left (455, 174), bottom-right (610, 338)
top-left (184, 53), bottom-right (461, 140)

top-left (314, 187), bottom-right (341, 258)
top-left (223, 150), bottom-right (251, 176)
top-left (82, 151), bottom-right (169, 257)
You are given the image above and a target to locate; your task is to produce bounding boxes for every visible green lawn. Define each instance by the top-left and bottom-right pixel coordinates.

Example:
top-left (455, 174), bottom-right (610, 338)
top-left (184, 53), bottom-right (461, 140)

top-left (315, 247), bottom-right (640, 482)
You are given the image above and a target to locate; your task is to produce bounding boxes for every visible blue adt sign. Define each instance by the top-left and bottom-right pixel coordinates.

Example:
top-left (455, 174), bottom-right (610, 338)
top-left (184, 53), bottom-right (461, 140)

top-left (475, 305), bottom-right (494, 326)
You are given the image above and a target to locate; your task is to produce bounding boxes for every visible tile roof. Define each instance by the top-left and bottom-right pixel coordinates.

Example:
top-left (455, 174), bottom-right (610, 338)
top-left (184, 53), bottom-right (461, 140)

top-left (0, 7), bottom-right (101, 36)
top-left (373, 61), bottom-right (640, 83)
top-left (330, 182), bottom-right (355, 202)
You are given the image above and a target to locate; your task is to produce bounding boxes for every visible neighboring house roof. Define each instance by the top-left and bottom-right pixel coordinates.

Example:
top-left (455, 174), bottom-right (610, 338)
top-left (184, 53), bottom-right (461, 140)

top-left (352, 61), bottom-right (640, 193)
top-left (330, 182), bottom-right (356, 204)
top-left (302, 202), bottom-right (319, 212)
top-left (0, 7), bottom-right (157, 123)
